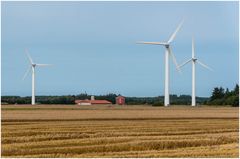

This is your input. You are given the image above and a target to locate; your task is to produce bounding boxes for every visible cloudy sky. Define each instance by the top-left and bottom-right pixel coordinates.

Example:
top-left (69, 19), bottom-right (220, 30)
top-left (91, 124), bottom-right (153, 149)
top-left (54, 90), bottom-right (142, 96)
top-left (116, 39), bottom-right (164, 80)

top-left (2, 1), bottom-right (238, 97)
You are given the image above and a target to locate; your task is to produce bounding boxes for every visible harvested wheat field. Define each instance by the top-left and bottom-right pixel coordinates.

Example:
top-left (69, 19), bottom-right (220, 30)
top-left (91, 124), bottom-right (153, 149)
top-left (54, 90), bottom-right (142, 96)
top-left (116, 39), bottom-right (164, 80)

top-left (1, 105), bottom-right (239, 158)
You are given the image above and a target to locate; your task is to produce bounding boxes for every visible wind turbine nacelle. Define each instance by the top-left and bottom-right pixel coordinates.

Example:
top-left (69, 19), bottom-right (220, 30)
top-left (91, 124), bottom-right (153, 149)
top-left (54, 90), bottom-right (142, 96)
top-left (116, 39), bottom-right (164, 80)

top-left (165, 44), bottom-right (170, 48)
top-left (192, 58), bottom-right (197, 62)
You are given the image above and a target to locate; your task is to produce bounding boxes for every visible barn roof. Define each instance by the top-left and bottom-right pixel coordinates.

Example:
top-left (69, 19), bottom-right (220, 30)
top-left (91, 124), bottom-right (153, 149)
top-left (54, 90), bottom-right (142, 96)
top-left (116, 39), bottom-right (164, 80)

top-left (75, 99), bottom-right (112, 104)
top-left (116, 96), bottom-right (125, 98)
top-left (91, 100), bottom-right (112, 104)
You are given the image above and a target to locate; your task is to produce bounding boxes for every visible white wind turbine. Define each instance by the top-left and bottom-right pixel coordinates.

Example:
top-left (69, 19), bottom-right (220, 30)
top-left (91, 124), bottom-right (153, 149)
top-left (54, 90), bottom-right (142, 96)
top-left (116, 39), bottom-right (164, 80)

top-left (137, 20), bottom-right (184, 106)
top-left (22, 49), bottom-right (52, 105)
top-left (178, 38), bottom-right (213, 106)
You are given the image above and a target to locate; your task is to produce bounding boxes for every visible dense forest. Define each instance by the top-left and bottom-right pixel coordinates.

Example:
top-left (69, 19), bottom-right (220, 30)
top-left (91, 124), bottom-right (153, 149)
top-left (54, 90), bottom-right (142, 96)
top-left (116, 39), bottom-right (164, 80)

top-left (1, 84), bottom-right (239, 106)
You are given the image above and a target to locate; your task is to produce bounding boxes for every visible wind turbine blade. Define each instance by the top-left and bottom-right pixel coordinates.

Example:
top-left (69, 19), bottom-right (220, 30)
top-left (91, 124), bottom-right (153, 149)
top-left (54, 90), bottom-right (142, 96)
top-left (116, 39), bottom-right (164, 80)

top-left (25, 49), bottom-right (33, 64)
top-left (197, 61), bottom-right (213, 71)
top-left (168, 47), bottom-right (181, 73)
top-left (192, 37), bottom-right (195, 58)
top-left (168, 19), bottom-right (184, 43)
top-left (178, 59), bottom-right (192, 69)
top-left (36, 64), bottom-right (52, 67)
top-left (22, 66), bottom-right (31, 80)
top-left (136, 41), bottom-right (166, 45)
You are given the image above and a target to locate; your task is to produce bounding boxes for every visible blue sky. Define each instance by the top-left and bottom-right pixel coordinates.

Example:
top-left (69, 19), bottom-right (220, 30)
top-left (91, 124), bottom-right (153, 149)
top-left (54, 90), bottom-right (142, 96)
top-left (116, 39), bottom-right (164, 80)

top-left (1, 1), bottom-right (238, 97)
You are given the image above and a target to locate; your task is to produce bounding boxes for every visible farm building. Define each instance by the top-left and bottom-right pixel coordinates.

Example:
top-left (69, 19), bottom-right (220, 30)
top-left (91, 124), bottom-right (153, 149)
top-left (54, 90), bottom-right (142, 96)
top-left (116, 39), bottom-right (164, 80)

top-left (75, 99), bottom-right (112, 105)
top-left (116, 96), bottom-right (125, 105)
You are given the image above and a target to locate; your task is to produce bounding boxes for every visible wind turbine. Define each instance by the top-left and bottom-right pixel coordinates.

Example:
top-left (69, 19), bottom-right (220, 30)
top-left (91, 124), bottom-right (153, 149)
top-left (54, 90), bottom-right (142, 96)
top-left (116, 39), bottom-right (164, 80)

top-left (178, 38), bottom-right (213, 106)
top-left (22, 49), bottom-right (52, 105)
top-left (137, 20), bottom-right (184, 106)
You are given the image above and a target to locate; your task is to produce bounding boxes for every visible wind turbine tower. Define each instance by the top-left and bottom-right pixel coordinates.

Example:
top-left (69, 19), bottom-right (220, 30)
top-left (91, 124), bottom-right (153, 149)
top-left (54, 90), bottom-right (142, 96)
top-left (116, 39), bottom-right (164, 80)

top-left (23, 49), bottom-right (51, 105)
top-left (178, 38), bottom-right (213, 106)
top-left (137, 20), bottom-right (184, 106)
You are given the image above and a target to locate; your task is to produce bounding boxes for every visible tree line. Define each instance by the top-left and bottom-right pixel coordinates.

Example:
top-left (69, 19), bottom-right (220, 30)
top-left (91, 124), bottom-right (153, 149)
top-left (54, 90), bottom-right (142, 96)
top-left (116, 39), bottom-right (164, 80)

top-left (1, 84), bottom-right (238, 106)
top-left (0, 94), bottom-right (209, 105)
top-left (207, 84), bottom-right (239, 106)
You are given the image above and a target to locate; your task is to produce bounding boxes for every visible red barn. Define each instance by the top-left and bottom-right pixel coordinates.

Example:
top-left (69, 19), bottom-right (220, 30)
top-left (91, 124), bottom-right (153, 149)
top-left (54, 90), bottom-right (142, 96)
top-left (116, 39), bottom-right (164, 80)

top-left (116, 96), bottom-right (125, 105)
